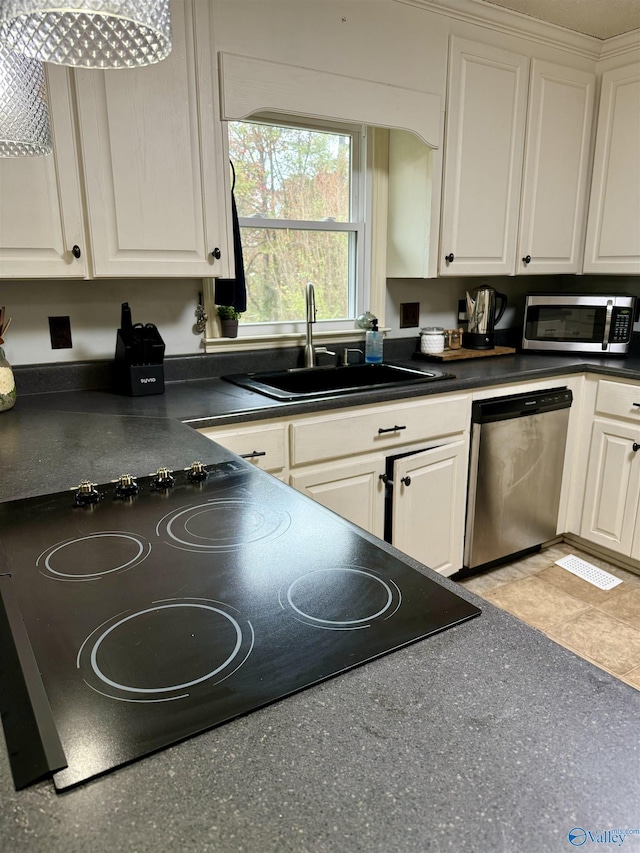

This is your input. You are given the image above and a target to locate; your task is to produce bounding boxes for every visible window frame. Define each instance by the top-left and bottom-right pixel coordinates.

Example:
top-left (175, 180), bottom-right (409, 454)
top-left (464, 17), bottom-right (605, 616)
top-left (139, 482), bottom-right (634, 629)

top-left (204, 116), bottom-right (374, 346)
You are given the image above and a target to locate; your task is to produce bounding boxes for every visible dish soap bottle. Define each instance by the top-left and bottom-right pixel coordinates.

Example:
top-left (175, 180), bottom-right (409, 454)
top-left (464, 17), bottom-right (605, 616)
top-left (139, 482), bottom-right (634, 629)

top-left (365, 320), bottom-right (383, 363)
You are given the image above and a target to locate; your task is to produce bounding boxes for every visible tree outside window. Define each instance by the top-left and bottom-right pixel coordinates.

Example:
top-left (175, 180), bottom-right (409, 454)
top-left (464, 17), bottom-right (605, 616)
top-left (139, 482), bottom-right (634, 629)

top-left (228, 120), bottom-right (361, 325)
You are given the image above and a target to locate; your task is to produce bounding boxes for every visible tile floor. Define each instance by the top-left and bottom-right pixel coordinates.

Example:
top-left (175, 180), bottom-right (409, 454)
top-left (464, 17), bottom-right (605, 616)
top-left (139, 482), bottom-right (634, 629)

top-left (456, 541), bottom-right (640, 691)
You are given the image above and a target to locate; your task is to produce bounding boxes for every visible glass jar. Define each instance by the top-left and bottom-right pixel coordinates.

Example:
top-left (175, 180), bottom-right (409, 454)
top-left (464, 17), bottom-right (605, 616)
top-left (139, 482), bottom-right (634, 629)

top-left (447, 329), bottom-right (462, 350)
top-left (0, 347), bottom-right (16, 412)
top-left (420, 327), bottom-right (446, 355)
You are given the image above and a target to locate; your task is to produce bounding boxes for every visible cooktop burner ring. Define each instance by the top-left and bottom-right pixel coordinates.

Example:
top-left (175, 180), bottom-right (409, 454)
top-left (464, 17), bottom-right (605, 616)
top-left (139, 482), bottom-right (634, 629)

top-left (156, 498), bottom-right (291, 552)
top-left (77, 598), bottom-right (255, 702)
top-left (280, 566), bottom-right (402, 630)
top-left (36, 531), bottom-right (152, 582)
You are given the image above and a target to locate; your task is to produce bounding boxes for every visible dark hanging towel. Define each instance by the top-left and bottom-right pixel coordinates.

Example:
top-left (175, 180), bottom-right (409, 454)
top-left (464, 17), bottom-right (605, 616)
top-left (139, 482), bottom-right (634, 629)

top-left (215, 160), bottom-right (246, 313)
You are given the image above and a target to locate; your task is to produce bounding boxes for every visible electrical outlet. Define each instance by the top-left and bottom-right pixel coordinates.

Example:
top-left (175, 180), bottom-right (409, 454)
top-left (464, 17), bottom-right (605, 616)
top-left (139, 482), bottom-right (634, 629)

top-left (399, 302), bottom-right (420, 328)
top-left (49, 316), bottom-right (72, 349)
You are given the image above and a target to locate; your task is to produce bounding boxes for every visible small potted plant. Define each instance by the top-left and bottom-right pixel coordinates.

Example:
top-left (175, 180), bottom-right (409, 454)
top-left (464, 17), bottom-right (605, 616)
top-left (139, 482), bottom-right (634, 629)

top-left (217, 305), bottom-right (241, 339)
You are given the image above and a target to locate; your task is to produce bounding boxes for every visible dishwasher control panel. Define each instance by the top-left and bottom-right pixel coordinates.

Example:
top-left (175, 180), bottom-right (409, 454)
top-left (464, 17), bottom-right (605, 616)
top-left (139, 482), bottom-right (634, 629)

top-left (471, 387), bottom-right (572, 424)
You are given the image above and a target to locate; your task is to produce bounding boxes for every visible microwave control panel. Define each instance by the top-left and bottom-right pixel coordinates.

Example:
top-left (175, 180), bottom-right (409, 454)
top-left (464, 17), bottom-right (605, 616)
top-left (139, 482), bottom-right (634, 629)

top-left (611, 308), bottom-right (633, 342)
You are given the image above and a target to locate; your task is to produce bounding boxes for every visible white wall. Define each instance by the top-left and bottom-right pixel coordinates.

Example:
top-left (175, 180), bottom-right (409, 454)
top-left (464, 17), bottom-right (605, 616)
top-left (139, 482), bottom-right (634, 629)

top-left (386, 275), bottom-right (640, 337)
top-left (3, 273), bottom-right (638, 367)
top-left (0, 278), bottom-right (204, 366)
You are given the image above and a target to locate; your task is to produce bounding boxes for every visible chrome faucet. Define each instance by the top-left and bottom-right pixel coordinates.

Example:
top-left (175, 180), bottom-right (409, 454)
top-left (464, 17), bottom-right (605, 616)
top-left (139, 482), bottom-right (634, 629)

top-left (304, 282), bottom-right (334, 367)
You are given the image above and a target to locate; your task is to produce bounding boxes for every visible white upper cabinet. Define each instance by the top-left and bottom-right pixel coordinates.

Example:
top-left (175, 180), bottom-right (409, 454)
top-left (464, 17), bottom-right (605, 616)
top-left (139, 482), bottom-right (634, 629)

top-left (440, 38), bottom-right (529, 276)
top-left (583, 62), bottom-right (640, 274)
top-left (0, 65), bottom-right (87, 279)
top-left (517, 60), bottom-right (595, 274)
top-left (73, 0), bottom-right (232, 278)
top-left (440, 39), bottom-right (597, 277)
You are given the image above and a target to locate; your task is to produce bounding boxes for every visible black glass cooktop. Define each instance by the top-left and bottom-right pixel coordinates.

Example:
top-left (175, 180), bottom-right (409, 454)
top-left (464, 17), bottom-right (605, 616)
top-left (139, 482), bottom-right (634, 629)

top-left (0, 460), bottom-right (480, 791)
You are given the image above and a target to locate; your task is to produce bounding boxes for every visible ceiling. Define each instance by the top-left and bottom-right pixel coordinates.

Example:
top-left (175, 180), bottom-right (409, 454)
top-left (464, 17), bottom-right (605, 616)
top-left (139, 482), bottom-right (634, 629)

top-left (476, 0), bottom-right (640, 39)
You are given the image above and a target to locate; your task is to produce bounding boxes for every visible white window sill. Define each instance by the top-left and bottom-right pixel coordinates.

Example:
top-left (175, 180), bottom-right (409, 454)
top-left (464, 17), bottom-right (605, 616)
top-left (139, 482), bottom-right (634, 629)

top-left (203, 326), bottom-right (386, 354)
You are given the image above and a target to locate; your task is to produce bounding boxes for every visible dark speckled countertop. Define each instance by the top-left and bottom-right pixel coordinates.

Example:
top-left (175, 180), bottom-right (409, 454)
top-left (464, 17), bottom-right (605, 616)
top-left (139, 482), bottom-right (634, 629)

top-left (12, 347), bottom-right (640, 431)
top-left (1, 349), bottom-right (639, 852)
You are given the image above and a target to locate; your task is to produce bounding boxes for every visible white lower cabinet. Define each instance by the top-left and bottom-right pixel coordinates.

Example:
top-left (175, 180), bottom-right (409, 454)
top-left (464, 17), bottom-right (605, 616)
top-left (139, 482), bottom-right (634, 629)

top-left (390, 441), bottom-right (467, 576)
top-left (197, 420), bottom-right (286, 476)
top-left (199, 392), bottom-right (471, 576)
top-left (579, 379), bottom-right (640, 560)
top-left (290, 457), bottom-right (386, 538)
top-left (581, 419), bottom-right (640, 556)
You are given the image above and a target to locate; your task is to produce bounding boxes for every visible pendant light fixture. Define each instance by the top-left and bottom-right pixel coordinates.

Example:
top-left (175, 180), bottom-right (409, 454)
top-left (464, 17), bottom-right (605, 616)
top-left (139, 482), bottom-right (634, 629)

top-left (0, 0), bottom-right (172, 69)
top-left (0, 41), bottom-right (51, 156)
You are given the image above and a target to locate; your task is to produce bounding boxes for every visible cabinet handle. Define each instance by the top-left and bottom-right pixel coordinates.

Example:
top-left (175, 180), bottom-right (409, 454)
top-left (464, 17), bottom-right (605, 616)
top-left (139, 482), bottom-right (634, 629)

top-left (378, 425), bottom-right (407, 435)
top-left (211, 247), bottom-right (221, 260)
top-left (240, 450), bottom-right (266, 459)
top-left (633, 403), bottom-right (640, 408)
top-left (522, 255), bottom-right (531, 264)
top-left (379, 473), bottom-right (392, 485)
top-left (633, 443), bottom-right (640, 452)
top-left (71, 245), bottom-right (81, 259)
top-left (400, 476), bottom-right (411, 487)
top-left (444, 253), bottom-right (454, 264)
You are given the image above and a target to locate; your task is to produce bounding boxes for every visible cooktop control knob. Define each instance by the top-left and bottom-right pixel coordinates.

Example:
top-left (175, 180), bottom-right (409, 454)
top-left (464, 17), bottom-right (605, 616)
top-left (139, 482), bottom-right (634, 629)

top-left (186, 460), bottom-right (208, 482)
top-left (152, 467), bottom-right (175, 489)
top-left (114, 473), bottom-right (139, 498)
top-left (73, 480), bottom-right (102, 506)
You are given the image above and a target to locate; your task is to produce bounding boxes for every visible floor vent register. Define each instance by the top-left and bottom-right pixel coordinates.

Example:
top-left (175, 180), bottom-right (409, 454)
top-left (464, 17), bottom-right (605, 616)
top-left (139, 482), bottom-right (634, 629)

top-left (555, 555), bottom-right (623, 591)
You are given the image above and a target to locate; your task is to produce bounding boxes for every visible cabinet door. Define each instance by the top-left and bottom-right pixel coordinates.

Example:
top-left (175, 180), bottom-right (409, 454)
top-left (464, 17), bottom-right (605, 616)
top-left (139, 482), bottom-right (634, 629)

top-left (583, 63), bottom-right (640, 274)
top-left (440, 38), bottom-right (529, 276)
top-left (631, 500), bottom-right (640, 562)
top-left (391, 441), bottom-right (467, 576)
top-left (73, 0), bottom-right (231, 277)
top-left (581, 418), bottom-right (640, 556)
top-left (290, 458), bottom-right (386, 538)
top-left (517, 61), bottom-right (595, 274)
top-left (0, 65), bottom-right (87, 278)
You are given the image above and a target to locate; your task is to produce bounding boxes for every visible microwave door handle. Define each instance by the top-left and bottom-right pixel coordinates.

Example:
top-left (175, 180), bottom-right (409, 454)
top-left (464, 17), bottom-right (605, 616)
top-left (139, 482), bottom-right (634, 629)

top-left (602, 300), bottom-right (613, 350)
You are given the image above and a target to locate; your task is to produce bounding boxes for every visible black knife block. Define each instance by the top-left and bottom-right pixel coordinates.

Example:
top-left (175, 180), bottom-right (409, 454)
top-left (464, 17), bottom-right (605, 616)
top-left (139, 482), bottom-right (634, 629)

top-left (114, 328), bottom-right (165, 396)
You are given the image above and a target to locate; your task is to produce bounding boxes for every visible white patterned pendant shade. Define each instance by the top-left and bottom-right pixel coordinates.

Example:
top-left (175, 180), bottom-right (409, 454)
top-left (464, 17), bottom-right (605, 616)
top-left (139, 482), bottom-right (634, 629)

top-left (0, 0), bottom-right (172, 69)
top-left (0, 41), bottom-right (51, 156)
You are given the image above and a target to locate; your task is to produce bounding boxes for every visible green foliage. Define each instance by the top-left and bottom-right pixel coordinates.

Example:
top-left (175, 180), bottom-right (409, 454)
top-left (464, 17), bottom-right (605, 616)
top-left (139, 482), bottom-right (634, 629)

top-left (229, 121), bottom-right (352, 325)
top-left (217, 305), bottom-right (241, 321)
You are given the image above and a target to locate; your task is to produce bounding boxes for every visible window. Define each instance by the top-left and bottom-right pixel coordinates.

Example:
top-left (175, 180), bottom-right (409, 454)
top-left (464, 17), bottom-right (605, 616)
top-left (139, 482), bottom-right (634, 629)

top-left (225, 117), bottom-right (368, 336)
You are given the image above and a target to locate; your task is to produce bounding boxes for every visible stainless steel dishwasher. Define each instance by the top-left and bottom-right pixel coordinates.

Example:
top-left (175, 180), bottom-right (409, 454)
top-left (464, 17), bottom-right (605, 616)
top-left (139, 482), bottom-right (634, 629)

top-left (463, 387), bottom-right (573, 574)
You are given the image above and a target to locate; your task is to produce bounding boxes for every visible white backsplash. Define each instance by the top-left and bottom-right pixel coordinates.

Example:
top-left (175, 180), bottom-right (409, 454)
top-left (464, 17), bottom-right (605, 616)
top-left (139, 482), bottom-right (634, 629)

top-left (0, 278), bottom-right (204, 366)
top-left (1, 274), bottom-right (638, 366)
top-left (386, 275), bottom-right (640, 338)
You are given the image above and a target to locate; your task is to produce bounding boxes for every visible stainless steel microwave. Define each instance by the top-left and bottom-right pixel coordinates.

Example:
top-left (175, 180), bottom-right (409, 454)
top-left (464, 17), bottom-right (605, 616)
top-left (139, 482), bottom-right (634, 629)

top-left (522, 294), bottom-right (637, 355)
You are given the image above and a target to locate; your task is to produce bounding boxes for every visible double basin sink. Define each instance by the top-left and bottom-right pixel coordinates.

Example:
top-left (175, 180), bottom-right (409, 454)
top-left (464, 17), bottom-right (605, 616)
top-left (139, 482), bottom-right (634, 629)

top-left (223, 362), bottom-right (454, 402)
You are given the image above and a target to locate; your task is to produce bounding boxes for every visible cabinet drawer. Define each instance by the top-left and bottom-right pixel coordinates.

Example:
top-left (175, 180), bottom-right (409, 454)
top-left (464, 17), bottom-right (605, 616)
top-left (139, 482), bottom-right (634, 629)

top-left (290, 395), bottom-right (469, 466)
top-left (595, 380), bottom-right (640, 421)
top-left (198, 424), bottom-right (286, 472)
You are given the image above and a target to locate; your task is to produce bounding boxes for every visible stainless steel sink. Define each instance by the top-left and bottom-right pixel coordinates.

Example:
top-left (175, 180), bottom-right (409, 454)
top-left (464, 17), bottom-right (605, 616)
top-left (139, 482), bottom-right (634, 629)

top-left (222, 362), bottom-right (454, 401)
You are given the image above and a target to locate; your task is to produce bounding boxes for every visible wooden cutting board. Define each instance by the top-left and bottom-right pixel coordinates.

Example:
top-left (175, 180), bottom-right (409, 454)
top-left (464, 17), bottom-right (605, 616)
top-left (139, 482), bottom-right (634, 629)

top-left (414, 346), bottom-right (516, 362)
